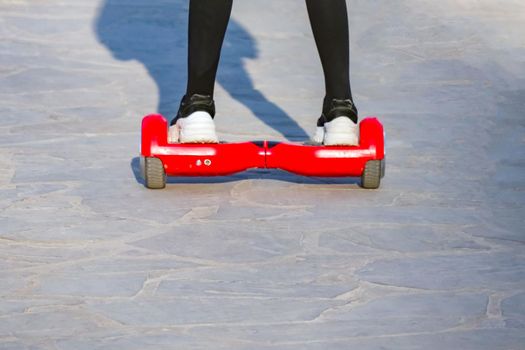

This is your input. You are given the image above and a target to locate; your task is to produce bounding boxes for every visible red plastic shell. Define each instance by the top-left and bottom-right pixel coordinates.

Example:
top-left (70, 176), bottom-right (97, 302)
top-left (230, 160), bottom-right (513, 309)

top-left (266, 118), bottom-right (384, 177)
top-left (141, 114), bottom-right (265, 176)
top-left (140, 114), bottom-right (384, 177)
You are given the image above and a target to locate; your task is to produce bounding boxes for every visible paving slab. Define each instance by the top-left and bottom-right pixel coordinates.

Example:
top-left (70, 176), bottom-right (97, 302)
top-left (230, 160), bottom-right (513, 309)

top-left (1, 0), bottom-right (524, 349)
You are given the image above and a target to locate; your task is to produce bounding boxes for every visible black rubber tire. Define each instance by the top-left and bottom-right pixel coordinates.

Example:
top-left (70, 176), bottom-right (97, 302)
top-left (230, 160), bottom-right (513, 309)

top-left (381, 158), bottom-right (386, 178)
top-left (361, 160), bottom-right (381, 189)
top-left (144, 157), bottom-right (166, 189)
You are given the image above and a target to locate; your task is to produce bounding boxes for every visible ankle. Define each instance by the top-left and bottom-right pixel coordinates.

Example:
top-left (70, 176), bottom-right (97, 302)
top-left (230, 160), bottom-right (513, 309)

top-left (172, 94), bottom-right (216, 126)
top-left (320, 97), bottom-right (358, 125)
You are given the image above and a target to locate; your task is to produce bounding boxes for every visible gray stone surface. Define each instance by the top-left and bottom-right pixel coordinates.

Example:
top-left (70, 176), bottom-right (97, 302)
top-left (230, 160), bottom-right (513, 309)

top-left (1, 0), bottom-right (524, 349)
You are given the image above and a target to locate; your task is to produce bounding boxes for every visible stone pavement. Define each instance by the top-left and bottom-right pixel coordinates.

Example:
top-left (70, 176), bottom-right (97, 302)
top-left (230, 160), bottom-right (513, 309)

top-left (1, 0), bottom-right (524, 349)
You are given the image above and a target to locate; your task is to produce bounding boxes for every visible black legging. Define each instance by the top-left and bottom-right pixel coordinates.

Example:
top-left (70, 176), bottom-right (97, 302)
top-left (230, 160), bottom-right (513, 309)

top-left (186, 0), bottom-right (353, 108)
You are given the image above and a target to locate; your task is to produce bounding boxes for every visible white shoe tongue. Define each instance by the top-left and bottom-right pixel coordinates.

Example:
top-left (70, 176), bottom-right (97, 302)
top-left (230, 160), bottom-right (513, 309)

top-left (168, 125), bottom-right (180, 144)
top-left (312, 126), bottom-right (325, 144)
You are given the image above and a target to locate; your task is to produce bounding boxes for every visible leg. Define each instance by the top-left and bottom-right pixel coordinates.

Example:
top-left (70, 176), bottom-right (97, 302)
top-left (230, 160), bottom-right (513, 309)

top-left (170, 0), bottom-right (232, 143)
top-left (305, 0), bottom-right (352, 103)
top-left (187, 0), bottom-right (233, 97)
top-left (306, 0), bottom-right (358, 146)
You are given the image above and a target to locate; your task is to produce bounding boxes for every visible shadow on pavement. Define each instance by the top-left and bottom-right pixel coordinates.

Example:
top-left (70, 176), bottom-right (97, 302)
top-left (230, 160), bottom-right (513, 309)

top-left (94, 0), bottom-right (309, 140)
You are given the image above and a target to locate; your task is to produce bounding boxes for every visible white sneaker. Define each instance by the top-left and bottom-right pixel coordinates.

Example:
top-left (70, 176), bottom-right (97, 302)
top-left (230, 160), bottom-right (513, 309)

top-left (311, 97), bottom-right (359, 146)
top-left (321, 116), bottom-right (359, 146)
top-left (168, 111), bottom-right (219, 144)
top-left (311, 119), bottom-right (359, 146)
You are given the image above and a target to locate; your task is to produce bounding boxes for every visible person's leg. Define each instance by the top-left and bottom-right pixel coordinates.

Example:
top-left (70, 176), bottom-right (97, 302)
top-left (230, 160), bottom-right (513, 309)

top-left (170, 0), bottom-right (233, 143)
top-left (306, 0), bottom-right (352, 102)
top-left (186, 0), bottom-right (233, 97)
top-left (306, 0), bottom-right (358, 145)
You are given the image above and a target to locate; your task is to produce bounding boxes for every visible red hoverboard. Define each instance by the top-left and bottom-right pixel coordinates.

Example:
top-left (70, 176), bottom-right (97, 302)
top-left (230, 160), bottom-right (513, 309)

top-left (140, 114), bottom-right (385, 189)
